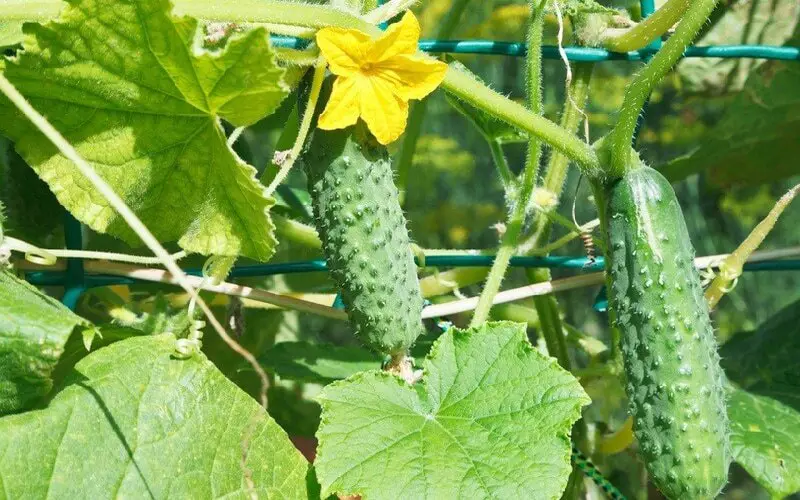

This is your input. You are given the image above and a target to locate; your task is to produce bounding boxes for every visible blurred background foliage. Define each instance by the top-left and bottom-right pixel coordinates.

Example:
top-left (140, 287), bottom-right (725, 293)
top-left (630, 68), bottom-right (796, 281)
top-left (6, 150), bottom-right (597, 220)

top-left (1, 1), bottom-right (799, 498)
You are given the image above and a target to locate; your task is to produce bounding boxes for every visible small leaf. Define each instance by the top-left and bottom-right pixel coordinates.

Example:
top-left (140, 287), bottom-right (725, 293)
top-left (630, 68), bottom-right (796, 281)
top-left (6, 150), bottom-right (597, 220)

top-left (315, 321), bottom-right (590, 499)
top-left (0, 333), bottom-right (311, 498)
top-left (261, 341), bottom-right (382, 384)
top-left (0, 0), bottom-right (289, 260)
top-left (0, 270), bottom-right (96, 414)
top-left (728, 388), bottom-right (800, 498)
top-left (661, 61), bottom-right (800, 186)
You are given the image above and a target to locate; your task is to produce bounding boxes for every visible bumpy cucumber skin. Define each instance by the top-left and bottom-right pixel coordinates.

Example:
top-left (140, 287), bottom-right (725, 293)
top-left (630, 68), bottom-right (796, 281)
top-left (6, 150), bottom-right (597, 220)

top-left (304, 127), bottom-right (424, 356)
top-left (604, 166), bottom-right (730, 499)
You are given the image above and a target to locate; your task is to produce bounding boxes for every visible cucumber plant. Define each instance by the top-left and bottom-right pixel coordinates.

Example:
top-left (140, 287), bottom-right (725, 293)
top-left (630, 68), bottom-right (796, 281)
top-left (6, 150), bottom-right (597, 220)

top-left (0, 0), bottom-right (795, 499)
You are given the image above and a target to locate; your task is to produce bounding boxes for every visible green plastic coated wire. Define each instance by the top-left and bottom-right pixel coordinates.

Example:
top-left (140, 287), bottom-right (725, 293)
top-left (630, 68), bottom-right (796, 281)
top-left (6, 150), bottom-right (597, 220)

top-left (270, 37), bottom-right (800, 61)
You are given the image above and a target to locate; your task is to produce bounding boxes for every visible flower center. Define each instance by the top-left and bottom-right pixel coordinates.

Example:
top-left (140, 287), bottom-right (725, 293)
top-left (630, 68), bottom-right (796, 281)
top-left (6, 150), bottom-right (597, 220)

top-left (360, 61), bottom-right (375, 74)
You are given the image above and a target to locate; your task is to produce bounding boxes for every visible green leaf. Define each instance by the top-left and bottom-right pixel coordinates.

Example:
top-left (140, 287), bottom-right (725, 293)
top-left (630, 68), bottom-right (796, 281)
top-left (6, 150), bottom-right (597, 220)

top-left (0, 0), bottom-right (289, 260)
top-left (0, 270), bottom-right (96, 414)
top-left (0, 333), bottom-right (311, 498)
top-left (728, 389), bottom-right (800, 498)
top-left (0, 137), bottom-right (62, 245)
top-left (721, 297), bottom-right (800, 406)
top-left (661, 61), bottom-right (800, 186)
top-left (678, 0), bottom-right (799, 93)
top-left (261, 341), bottom-right (382, 384)
top-left (721, 298), bottom-right (800, 496)
top-left (315, 321), bottom-right (590, 499)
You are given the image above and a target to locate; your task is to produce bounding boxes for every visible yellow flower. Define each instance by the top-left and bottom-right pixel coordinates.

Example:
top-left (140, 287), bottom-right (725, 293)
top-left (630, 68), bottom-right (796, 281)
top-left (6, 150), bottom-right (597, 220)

top-left (315, 12), bottom-right (448, 145)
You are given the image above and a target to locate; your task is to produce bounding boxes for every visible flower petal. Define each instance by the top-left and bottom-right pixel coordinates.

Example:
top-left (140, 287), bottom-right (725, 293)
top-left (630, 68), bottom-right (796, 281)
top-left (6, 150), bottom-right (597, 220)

top-left (316, 27), bottom-right (371, 76)
top-left (318, 76), bottom-right (362, 131)
top-left (375, 54), bottom-right (448, 101)
top-left (360, 78), bottom-right (409, 145)
top-left (367, 11), bottom-right (420, 63)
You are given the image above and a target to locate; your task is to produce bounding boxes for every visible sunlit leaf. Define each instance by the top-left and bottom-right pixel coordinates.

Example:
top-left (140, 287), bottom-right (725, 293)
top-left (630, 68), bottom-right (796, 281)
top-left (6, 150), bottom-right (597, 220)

top-left (0, 333), bottom-right (311, 498)
top-left (0, 0), bottom-right (289, 260)
top-left (315, 321), bottom-right (590, 499)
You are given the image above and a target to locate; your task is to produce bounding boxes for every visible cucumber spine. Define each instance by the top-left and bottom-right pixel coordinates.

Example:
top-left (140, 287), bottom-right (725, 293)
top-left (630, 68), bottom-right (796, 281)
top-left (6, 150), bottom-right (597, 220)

top-left (303, 125), bottom-right (425, 356)
top-left (603, 165), bottom-right (730, 499)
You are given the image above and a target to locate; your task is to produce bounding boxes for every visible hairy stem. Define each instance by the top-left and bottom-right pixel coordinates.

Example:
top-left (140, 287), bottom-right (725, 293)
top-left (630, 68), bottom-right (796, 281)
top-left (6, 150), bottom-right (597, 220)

top-left (705, 184), bottom-right (800, 309)
top-left (272, 214), bottom-right (322, 250)
top-left (264, 58), bottom-right (326, 197)
top-left (444, 68), bottom-right (599, 174)
top-left (608, 0), bottom-right (719, 177)
top-left (602, 0), bottom-right (690, 52)
top-left (470, 2), bottom-right (547, 327)
top-left (521, 63), bottom-right (593, 371)
top-left (528, 63), bottom-right (593, 248)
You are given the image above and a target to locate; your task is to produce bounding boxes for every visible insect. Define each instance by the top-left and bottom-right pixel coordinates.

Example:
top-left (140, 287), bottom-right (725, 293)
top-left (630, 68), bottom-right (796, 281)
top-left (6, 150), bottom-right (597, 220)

top-left (579, 227), bottom-right (597, 267)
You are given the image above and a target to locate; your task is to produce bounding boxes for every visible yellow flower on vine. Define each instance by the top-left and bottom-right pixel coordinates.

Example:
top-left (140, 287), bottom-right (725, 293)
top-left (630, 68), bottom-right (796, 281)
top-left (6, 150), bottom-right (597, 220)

top-left (315, 12), bottom-right (448, 145)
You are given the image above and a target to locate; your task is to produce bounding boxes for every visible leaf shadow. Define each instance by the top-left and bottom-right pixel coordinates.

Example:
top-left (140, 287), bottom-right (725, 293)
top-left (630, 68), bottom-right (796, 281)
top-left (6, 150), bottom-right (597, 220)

top-left (76, 381), bottom-right (156, 499)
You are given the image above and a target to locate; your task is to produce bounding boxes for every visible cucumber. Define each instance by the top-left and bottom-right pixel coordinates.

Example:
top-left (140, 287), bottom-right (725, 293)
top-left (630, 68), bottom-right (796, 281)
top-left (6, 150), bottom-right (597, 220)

top-left (603, 164), bottom-right (730, 499)
top-left (303, 125), bottom-right (425, 357)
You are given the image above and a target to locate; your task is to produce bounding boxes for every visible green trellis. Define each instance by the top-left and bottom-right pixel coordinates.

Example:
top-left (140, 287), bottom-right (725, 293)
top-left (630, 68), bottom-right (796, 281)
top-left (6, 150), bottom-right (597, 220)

top-left (17, 2), bottom-right (800, 496)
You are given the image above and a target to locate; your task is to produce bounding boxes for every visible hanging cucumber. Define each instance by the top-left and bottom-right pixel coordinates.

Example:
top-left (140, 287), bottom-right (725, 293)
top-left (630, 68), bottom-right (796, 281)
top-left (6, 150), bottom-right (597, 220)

top-left (303, 124), bottom-right (425, 358)
top-left (602, 162), bottom-right (730, 499)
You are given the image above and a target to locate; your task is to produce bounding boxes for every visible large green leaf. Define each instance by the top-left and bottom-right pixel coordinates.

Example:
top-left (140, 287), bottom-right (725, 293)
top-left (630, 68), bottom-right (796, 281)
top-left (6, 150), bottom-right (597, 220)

top-left (721, 299), bottom-right (800, 496)
top-left (0, 333), bottom-right (311, 498)
top-left (728, 389), bottom-right (800, 498)
top-left (661, 61), bottom-right (800, 186)
top-left (0, 270), bottom-right (96, 415)
top-left (678, 0), bottom-right (799, 93)
top-left (315, 321), bottom-right (590, 499)
top-left (0, 0), bottom-right (288, 260)
top-left (721, 297), bottom-right (800, 406)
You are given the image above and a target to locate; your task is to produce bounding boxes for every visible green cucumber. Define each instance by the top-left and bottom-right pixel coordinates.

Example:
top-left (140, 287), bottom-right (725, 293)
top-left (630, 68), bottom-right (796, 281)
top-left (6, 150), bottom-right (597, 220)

top-left (303, 125), bottom-right (425, 357)
top-left (603, 164), bottom-right (730, 499)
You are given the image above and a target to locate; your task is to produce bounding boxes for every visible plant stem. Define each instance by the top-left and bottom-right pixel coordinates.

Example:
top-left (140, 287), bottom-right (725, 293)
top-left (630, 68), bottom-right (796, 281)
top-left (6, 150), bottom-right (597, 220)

top-left (608, 0), bottom-right (719, 177)
top-left (264, 58), bottom-right (326, 198)
top-left (528, 63), bottom-right (593, 247)
top-left (469, 2), bottom-right (547, 327)
top-left (444, 68), bottom-right (599, 175)
top-left (395, 0), bottom-right (471, 200)
top-left (522, 63), bottom-right (593, 371)
top-left (602, 0), bottom-right (690, 52)
top-left (272, 214), bottom-right (322, 250)
top-left (2, 236), bottom-right (188, 266)
top-left (705, 184), bottom-right (800, 309)
top-left (175, 0), bottom-right (378, 32)
top-left (488, 139), bottom-right (516, 191)
top-left (524, 0), bottom-right (546, 180)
